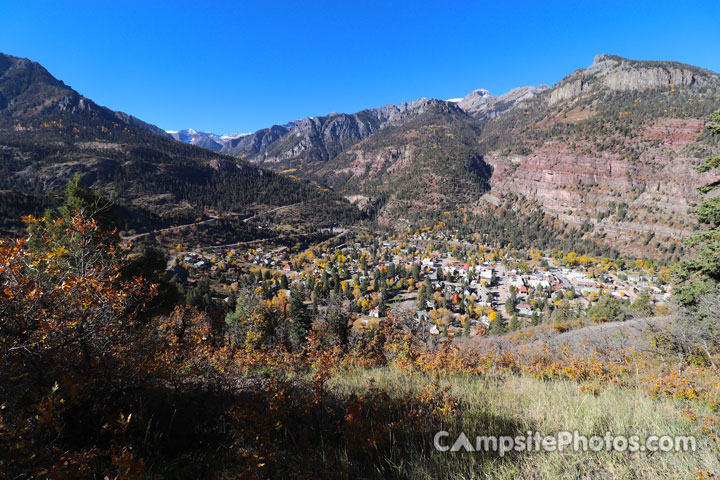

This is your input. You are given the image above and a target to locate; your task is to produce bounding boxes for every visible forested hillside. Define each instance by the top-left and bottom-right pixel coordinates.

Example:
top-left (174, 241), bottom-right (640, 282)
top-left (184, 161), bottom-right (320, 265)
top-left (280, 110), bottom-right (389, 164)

top-left (0, 53), bottom-right (361, 235)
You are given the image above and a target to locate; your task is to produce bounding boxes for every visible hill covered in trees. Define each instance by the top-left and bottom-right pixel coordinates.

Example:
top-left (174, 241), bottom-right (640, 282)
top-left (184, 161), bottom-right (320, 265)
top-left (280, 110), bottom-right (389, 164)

top-left (0, 53), bottom-right (361, 236)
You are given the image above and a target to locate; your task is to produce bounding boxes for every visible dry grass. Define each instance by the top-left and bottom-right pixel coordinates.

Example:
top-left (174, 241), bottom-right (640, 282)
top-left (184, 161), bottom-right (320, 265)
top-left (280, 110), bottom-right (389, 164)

top-left (328, 367), bottom-right (719, 479)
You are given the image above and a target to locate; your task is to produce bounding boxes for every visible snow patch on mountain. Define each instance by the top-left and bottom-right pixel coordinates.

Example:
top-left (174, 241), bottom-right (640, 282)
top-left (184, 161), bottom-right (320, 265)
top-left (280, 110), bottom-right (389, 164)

top-left (166, 129), bottom-right (251, 152)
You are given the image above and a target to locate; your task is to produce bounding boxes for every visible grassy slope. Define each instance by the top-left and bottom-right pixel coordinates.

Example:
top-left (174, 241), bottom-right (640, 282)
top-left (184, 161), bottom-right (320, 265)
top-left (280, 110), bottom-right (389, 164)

top-left (328, 366), bottom-right (718, 479)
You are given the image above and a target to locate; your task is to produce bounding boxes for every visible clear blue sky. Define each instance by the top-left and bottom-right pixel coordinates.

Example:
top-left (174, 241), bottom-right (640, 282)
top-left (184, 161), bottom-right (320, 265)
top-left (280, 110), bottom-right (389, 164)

top-left (2, 1), bottom-right (719, 134)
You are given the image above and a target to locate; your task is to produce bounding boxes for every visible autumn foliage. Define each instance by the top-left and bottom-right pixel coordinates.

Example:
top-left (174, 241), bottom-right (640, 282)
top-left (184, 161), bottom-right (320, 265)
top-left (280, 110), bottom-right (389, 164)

top-left (2, 211), bottom-right (720, 478)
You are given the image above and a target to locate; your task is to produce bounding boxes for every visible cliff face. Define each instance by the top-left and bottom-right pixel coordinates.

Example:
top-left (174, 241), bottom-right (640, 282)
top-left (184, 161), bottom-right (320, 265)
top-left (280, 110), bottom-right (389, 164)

top-left (549, 54), bottom-right (716, 105)
top-left (488, 119), bottom-right (712, 223)
top-left (479, 55), bottom-right (720, 258)
top-left (221, 125), bottom-right (290, 157)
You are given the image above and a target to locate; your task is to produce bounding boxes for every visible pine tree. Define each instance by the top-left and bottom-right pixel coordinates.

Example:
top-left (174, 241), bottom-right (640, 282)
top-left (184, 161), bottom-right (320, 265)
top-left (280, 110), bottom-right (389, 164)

top-left (412, 263), bottom-right (421, 280)
top-left (488, 311), bottom-right (506, 335)
top-left (505, 295), bottom-right (516, 315)
top-left (56, 174), bottom-right (118, 233)
top-left (675, 109), bottom-right (720, 306)
top-left (321, 271), bottom-right (330, 296)
top-left (288, 285), bottom-right (310, 347)
top-left (463, 318), bottom-right (471, 337)
top-left (416, 284), bottom-right (428, 310)
top-left (332, 271), bottom-right (341, 293)
top-left (379, 283), bottom-right (388, 317)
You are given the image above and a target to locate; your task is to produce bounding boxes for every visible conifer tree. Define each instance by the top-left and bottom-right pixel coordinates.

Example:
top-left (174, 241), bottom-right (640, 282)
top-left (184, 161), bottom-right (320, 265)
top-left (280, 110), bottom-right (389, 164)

top-left (288, 285), bottom-right (310, 346)
top-left (488, 311), bottom-right (506, 335)
top-left (675, 109), bottom-right (720, 306)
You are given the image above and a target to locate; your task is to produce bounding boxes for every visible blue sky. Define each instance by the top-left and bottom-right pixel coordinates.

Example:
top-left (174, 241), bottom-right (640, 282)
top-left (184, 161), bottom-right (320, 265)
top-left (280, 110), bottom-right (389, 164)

top-left (2, 1), bottom-right (719, 134)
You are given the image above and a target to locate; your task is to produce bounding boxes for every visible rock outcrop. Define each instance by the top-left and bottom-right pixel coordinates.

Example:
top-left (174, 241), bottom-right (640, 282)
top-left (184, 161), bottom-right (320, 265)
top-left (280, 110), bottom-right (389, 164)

top-left (549, 54), bottom-right (716, 105)
top-left (458, 85), bottom-right (548, 119)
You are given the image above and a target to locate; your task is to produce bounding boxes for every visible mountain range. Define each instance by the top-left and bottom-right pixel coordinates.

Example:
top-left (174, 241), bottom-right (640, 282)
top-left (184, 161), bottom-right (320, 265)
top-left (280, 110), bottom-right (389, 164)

top-left (174, 53), bottom-right (720, 259)
top-left (0, 52), bottom-right (359, 236)
top-left (1, 51), bottom-right (719, 260)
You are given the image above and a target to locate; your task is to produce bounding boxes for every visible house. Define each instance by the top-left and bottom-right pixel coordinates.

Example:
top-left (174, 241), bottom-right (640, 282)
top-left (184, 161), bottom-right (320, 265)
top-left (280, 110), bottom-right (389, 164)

top-left (369, 307), bottom-right (380, 318)
top-left (516, 303), bottom-right (539, 316)
top-left (508, 276), bottom-right (525, 289)
top-left (575, 280), bottom-right (599, 289)
top-left (528, 278), bottom-right (551, 289)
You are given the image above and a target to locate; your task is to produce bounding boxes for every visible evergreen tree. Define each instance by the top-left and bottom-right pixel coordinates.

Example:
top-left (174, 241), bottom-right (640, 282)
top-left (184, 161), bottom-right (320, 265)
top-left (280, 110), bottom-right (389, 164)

top-left (505, 295), bottom-right (516, 315)
top-left (332, 270), bottom-right (341, 293)
top-left (586, 296), bottom-right (626, 323)
top-left (509, 314), bottom-right (521, 331)
top-left (416, 284), bottom-right (428, 310)
top-left (28, 175), bottom-right (119, 277)
top-left (56, 174), bottom-right (118, 233)
top-left (412, 263), bottom-right (421, 281)
top-left (324, 293), bottom-right (349, 345)
top-left (321, 271), bottom-right (330, 296)
top-left (489, 311), bottom-right (506, 335)
top-left (312, 294), bottom-right (319, 316)
top-left (187, 277), bottom-right (213, 311)
top-left (379, 283), bottom-right (388, 317)
top-left (630, 291), bottom-right (653, 316)
top-left (675, 109), bottom-right (720, 306)
top-left (288, 285), bottom-right (310, 347)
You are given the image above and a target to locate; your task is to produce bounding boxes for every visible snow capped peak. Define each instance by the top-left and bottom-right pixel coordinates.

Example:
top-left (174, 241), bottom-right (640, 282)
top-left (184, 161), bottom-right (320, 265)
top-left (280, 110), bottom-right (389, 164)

top-left (167, 128), bottom-right (250, 152)
top-left (220, 133), bottom-right (250, 141)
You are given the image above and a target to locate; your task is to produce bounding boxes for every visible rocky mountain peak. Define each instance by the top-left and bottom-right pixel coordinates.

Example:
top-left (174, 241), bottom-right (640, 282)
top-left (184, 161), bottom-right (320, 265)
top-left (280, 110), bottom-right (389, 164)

top-left (593, 53), bottom-right (610, 64)
top-left (0, 52), bottom-right (167, 137)
top-left (458, 85), bottom-right (546, 120)
top-left (549, 54), bottom-right (720, 104)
